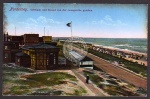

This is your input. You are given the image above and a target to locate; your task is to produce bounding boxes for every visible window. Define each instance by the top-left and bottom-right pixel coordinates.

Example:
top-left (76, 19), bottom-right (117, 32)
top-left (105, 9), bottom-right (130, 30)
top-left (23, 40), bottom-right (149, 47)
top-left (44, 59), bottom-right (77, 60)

top-left (47, 59), bottom-right (49, 65)
top-left (4, 53), bottom-right (8, 58)
top-left (18, 59), bottom-right (20, 62)
top-left (54, 59), bottom-right (56, 64)
top-left (5, 46), bottom-right (8, 50)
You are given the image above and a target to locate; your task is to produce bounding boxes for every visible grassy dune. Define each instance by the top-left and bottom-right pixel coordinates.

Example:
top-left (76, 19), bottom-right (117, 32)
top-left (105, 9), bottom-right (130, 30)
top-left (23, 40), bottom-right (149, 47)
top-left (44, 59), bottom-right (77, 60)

top-left (2, 64), bottom-right (87, 96)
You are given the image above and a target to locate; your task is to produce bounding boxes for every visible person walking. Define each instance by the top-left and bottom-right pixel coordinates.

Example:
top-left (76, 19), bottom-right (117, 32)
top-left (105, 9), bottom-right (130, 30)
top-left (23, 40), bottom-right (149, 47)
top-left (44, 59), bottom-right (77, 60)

top-left (86, 75), bottom-right (89, 84)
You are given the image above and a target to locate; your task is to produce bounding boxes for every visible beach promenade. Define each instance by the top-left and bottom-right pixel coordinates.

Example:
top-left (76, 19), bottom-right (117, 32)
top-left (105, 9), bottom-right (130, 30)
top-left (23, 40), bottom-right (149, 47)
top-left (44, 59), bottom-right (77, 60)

top-left (86, 52), bottom-right (147, 89)
top-left (72, 46), bottom-right (147, 90)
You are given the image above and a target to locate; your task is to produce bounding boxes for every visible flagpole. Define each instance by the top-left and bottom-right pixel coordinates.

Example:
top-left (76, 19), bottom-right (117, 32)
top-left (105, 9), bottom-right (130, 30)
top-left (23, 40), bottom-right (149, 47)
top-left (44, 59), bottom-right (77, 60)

top-left (71, 21), bottom-right (72, 41)
top-left (70, 21), bottom-right (73, 51)
top-left (15, 26), bottom-right (16, 36)
top-left (66, 21), bottom-right (73, 51)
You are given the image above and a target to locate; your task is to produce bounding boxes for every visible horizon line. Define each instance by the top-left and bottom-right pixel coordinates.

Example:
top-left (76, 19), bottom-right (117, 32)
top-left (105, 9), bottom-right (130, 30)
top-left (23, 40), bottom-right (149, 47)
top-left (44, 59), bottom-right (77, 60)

top-left (5, 34), bottom-right (147, 39)
top-left (52, 36), bottom-right (147, 39)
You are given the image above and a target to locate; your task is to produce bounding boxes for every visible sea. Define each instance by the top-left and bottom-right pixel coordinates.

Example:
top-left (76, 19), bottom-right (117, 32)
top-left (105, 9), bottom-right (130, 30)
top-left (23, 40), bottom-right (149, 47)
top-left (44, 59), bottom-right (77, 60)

top-left (54, 37), bottom-right (147, 54)
top-left (83, 38), bottom-right (147, 54)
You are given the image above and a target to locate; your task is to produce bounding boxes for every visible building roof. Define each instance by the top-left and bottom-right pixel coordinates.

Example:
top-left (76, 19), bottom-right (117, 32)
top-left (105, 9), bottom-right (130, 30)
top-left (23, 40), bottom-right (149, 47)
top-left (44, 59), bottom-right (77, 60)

top-left (22, 43), bottom-right (59, 49)
top-left (24, 34), bottom-right (39, 35)
top-left (69, 51), bottom-right (93, 61)
top-left (15, 52), bottom-right (29, 57)
top-left (10, 35), bottom-right (23, 38)
top-left (81, 56), bottom-right (93, 61)
top-left (39, 42), bottom-right (57, 46)
top-left (69, 50), bottom-right (83, 59)
top-left (80, 65), bottom-right (93, 67)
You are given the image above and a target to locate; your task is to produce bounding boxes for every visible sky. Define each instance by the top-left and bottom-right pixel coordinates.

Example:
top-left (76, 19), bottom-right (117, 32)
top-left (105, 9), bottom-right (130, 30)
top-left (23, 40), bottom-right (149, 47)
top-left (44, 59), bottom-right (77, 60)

top-left (3, 3), bottom-right (148, 38)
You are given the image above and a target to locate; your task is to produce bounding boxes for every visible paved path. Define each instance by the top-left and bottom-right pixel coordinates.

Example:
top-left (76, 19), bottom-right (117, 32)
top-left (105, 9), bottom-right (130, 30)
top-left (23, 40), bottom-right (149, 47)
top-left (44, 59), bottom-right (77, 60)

top-left (72, 69), bottom-right (108, 96)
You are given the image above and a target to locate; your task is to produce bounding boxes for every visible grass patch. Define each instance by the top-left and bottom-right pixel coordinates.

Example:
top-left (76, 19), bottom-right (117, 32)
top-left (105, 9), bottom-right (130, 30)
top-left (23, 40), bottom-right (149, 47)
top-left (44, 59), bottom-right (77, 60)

top-left (2, 64), bottom-right (35, 73)
top-left (83, 71), bottom-right (104, 86)
top-left (106, 80), bottom-right (119, 86)
top-left (69, 87), bottom-right (87, 96)
top-left (9, 86), bottom-right (31, 95)
top-left (83, 70), bottom-right (140, 96)
top-left (103, 85), bottom-right (139, 96)
top-left (29, 88), bottom-right (64, 96)
top-left (17, 67), bottom-right (35, 73)
top-left (15, 79), bottom-right (43, 87)
top-left (2, 65), bottom-right (87, 96)
top-left (3, 72), bottom-right (18, 76)
top-left (21, 72), bottom-right (77, 86)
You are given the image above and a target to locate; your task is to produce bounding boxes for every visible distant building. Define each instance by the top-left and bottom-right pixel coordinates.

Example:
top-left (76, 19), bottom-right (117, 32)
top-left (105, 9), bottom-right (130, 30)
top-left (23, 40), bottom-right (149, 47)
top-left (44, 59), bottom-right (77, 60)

top-left (23, 34), bottom-right (39, 45)
top-left (3, 32), bottom-right (24, 45)
top-left (21, 43), bottom-right (60, 70)
top-left (39, 37), bottom-right (43, 42)
top-left (9, 36), bottom-right (24, 45)
top-left (42, 36), bottom-right (52, 43)
top-left (86, 43), bottom-right (93, 49)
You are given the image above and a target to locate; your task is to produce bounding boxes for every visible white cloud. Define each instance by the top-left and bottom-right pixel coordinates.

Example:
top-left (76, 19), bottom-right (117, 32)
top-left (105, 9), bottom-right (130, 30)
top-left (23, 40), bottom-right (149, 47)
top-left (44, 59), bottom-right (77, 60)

top-left (116, 20), bottom-right (127, 26)
top-left (18, 16), bottom-right (62, 27)
top-left (18, 21), bottom-right (37, 28)
top-left (104, 15), bottom-right (113, 22)
top-left (37, 16), bottom-right (61, 24)
top-left (37, 16), bottom-right (47, 23)
top-left (27, 18), bottom-right (38, 24)
top-left (87, 15), bottom-right (127, 26)
top-left (18, 16), bottom-right (62, 33)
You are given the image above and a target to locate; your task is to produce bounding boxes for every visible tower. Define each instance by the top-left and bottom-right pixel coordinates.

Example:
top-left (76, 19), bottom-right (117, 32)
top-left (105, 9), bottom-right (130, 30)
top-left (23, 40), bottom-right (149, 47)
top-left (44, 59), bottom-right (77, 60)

top-left (4, 32), bottom-right (8, 42)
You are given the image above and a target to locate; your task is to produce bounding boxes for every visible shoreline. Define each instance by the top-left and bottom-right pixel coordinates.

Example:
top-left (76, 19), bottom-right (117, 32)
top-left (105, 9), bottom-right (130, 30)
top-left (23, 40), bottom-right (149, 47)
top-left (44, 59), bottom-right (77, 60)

top-left (92, 44), bottom-right (147, 57)
top-left (90, 43), bottom-right (147, 66)
top-left (59, 38), bottom-right (147, 56)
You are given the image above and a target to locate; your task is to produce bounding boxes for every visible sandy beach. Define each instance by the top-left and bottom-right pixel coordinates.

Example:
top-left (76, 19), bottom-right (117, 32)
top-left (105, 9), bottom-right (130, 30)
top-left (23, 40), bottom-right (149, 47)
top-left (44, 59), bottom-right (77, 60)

top-left (93, 44), bottom-right (147, 56)
top-left (92, 44), bottom-right (147, 66)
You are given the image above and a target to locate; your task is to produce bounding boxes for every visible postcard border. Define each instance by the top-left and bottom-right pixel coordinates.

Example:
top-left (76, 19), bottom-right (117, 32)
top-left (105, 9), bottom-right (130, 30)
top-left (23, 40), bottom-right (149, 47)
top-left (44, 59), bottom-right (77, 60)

top-left (0, 0), bottom-right (149, 99)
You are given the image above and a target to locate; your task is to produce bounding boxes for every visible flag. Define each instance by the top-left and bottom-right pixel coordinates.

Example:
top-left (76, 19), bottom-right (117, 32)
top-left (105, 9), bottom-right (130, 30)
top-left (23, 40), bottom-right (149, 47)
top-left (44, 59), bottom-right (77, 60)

top-left (66, 22), bottom-right (71, 27)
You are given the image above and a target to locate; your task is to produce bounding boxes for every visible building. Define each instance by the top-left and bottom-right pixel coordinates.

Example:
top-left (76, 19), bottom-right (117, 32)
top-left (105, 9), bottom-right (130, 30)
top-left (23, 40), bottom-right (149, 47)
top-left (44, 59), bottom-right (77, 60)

top-left (39, 37), bottom-right (43, 42)
top-left (3, 32), bottom-right (9, 42)
top-left (86, 43), bottom-right (93, 49)
top-left (23, 34), bottom-right (39, 45)
top-left (58, 57), bottom-right (66, 66)
top-left (79, 57), bottom-right (93, 69)
top-left (15, 52), bottom-right (31, 67)
top-left (21, 43), bottom-right (60, 70)
top-left (3, 32), bottom-right (61, 70)
top-left (69, 50), bottom-right (93, 69)
top-left (3, 41), bottom-right (21, 63)
top-left (9, 36), bottom-right (24, 45)
top-left (42, 36), bottom-right (52, 43)
top-left (3, 32), bottom-right (24, 45)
